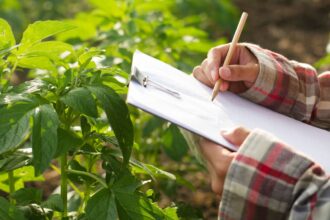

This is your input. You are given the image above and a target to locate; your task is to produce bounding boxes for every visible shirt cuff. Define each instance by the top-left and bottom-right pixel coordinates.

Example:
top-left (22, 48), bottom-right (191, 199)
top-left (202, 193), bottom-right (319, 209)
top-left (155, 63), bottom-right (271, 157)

top-left (238, 43), bottom-right (299, 116)
top-left (219, 129), bottom-right (313, 219)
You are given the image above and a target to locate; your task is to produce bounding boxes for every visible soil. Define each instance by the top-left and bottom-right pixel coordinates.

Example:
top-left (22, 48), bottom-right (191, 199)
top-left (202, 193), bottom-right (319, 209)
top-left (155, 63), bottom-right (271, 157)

top-left (234, 0), bottom-right (330, 66)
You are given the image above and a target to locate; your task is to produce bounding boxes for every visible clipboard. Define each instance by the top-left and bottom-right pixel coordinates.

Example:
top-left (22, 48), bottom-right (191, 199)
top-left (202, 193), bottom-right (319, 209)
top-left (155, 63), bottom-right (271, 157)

top-left (127, 50), bottom-right (330, 172)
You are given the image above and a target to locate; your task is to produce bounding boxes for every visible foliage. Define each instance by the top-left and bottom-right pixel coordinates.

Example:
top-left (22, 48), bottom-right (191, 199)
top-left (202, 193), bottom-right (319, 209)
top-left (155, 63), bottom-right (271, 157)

top-left (0, 0), bottom-right (239, 219)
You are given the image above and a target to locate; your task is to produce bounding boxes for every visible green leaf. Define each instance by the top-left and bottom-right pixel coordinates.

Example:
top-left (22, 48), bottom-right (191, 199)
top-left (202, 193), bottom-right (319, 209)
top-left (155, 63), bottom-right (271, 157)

top-left (78, 49), bottom-right (104, 66)
top-left (85, 189), bottom-right (118, 220)
top-left (0, 197), bottom-right (26, 220)
top-left (41, 194), bottom-right (63, 212)
top-left (12, 188), bottom-right (42, 206)
top-left (0, 18), bottom-right (16, 51)
top-left (130, 160), bottom-right (176, 181)
top-left (0, 151), bottom-right (31, 172)
top-left (17, 41), bottom-right (74, 70)
top-left (0, 98), bottom-right (38, 154)
top-left (32, 104), bottom-right (59, 175)
top-left (60, 87), bottom-right (98, 118)
top-left (87, 85), bottom-right (133, 165)
top-left (55, 128), bottom-right (83, 157)
top-left (162, 124), bottom-right (189, 161)
top-left (17, 56), bottom-right (56, 71)
top-left (18, 41), bottom-right (74, 60)
top-left (112, 171), bottom-right (166, 220)
top-left (18, 20), bottom-right (75, 53)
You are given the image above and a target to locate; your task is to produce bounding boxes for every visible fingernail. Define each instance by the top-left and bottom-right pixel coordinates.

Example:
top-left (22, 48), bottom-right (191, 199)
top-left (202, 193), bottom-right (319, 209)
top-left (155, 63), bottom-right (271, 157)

top-left (220, 67), bottom-right (231, 78)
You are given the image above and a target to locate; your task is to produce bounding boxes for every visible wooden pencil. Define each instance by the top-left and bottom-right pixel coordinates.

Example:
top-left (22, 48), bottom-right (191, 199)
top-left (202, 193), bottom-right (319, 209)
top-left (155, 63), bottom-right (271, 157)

top-left (211, 12), bottom-right (248, 101)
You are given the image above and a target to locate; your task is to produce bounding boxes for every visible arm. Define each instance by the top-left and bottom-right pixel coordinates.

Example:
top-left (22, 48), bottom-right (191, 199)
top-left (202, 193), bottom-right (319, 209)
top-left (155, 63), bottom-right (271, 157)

top-left (242, 44), bottom-right (330, 129)
top-left (192, 43), bottom-right (330, 129)
top-left (199, 127), bottom-right (330, 220)
top-left (220, 129), bottom-right (330, 220)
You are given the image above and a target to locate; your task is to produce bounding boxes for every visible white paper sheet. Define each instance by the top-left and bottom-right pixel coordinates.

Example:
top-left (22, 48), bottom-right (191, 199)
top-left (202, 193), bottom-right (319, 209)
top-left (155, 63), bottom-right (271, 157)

top-left (127, 50), bottom-right (330, 172)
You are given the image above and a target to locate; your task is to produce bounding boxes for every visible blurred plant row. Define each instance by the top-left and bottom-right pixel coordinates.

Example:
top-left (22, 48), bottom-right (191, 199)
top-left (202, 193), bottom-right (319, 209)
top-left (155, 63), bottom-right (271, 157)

top-left (0, 0), bottom-right (239, 219)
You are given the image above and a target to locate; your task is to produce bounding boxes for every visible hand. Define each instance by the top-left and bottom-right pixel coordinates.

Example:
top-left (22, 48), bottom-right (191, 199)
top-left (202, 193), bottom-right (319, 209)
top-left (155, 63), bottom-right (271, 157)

top-left (199, 126), bottom-right (250, 197)
top-left (193, 44), bottom-right (259, 93)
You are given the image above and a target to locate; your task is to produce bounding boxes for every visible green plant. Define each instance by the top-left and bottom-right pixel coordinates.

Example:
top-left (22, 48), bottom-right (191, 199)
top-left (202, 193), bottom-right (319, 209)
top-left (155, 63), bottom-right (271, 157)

top-left (0, 18), bottom-right (183, 219)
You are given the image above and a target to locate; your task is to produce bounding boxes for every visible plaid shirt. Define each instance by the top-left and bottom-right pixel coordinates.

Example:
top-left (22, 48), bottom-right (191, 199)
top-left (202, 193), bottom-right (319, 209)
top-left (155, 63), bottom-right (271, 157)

top-left (219, 44), bottom-right (330, 220)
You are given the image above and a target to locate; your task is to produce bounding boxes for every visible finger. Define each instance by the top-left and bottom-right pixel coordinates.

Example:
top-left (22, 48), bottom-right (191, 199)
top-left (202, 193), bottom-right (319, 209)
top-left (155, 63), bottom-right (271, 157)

top-left (219, 80), bottom-right (229, 92)
top-left (207, 44), bottom-right (230, 81)
top-left (201, 59), bottom-right (214, 83)
top-left (219, 63), bottom-right (259, 83)
top-left (199, 138), bottom-right (234, 170)
top-left (192, 66), bottom-right (213, 87)
top-left (210, 167), bottom-right (224, 196)
top-left (221, 126), bottom-right (250, 146)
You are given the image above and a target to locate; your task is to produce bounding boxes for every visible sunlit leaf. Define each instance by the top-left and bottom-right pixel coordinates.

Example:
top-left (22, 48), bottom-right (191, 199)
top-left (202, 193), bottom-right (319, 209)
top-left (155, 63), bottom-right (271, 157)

top-left (0, 18), bottom-right (16, 51)
top-left (18, 20), bottom-right (75, 53)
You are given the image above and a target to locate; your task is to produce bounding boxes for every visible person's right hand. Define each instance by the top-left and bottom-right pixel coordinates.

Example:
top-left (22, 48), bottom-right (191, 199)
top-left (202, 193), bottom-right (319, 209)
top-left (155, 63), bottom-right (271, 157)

top-left (192, 44), bottom-right (259, 93)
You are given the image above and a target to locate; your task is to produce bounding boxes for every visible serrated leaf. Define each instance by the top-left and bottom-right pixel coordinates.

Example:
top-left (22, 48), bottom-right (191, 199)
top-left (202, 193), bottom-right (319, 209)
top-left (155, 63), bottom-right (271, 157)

top-left (12, 188), bottom-right (42, 206)
top-left (85, 189), bottom-right (118, 220)
top-left (0, 197), bottom-right (26, 220)
top-left (18, 20), bottom-right (75, 53)
top-left (0, 98), bottom-right (38, 154)
top-left (162, 124), bottom-right (189, 161)
top-left (87, 85), bottom-right (133, 165)
top-left (17, 41), bottom-right (74, 69)
top-left (18, 41), bottom-right (74, 60)
top-left (32, 104), bottom-right (59, 175)
top-left (0, 18), bottom-right (16, 51)
top-left (60, 87), bottom-right (98, 118)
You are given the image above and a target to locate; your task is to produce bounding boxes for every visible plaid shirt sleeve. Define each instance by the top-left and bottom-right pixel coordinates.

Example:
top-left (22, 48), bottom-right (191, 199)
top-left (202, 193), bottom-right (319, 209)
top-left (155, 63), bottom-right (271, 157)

top-left (241, 43), bottom-right (330, 129)
top-left (218, 45), bottom-right (330, 219)
top-left (219, 129), bottom-right (330, 220)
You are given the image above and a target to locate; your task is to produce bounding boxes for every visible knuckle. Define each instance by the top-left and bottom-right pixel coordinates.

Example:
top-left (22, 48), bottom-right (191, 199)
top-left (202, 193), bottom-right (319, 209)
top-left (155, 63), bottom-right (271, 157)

top-left (233, 126), bottom-right (245, 136)
top-left (192, 65), bottom-right (201, 73)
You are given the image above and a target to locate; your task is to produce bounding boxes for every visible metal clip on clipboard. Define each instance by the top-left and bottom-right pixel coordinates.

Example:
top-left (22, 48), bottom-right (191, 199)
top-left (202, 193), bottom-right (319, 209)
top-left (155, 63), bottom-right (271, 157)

top-left (131, 67), bottom-right (181, 99)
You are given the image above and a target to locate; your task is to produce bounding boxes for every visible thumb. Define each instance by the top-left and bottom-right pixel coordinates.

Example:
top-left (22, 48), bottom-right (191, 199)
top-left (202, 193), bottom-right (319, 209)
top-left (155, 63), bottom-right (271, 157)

top-left (219, 64), bottom-right (259, 83)
top-left (221, 126), bottom-right (250, 147)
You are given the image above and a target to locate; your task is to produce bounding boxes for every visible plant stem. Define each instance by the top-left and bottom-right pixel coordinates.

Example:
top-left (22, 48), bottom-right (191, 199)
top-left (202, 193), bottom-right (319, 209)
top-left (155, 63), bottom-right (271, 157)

top-left (8, 170), bottom-right (15, 205)
top-left (60, 154), bottom-right (68, 219)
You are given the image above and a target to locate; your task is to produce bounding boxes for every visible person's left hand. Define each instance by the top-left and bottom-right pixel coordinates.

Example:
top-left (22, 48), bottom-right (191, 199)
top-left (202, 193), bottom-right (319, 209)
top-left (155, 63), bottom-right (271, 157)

top-left (199, 127), bottom-right (250, 197)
